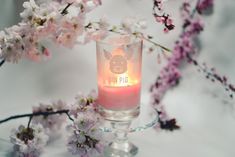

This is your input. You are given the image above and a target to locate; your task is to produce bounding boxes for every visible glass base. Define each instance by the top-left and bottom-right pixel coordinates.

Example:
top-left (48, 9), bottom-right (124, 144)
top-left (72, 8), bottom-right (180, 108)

top-left (98, 106), bottom-right (140, 122)
top-left (99, 104), bottom-right (158, 157)
top-left (104, 141), bottom-right (138, 157)
top-left (103, 121), bottom-right (138, 157)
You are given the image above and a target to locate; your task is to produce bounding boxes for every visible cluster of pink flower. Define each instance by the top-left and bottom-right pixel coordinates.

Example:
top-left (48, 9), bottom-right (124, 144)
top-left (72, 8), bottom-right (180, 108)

top-left (67, 92), bottom-right (104, 157)
top-left (10, 124), bottom-right (49, 157)
top-left (10, 91), bottom-right (103, 157)
top-left (0, 0), bottom-right (151, 66)
top-left (196, 0), bottom-right (214, 14)
top-left (66, 112), bottom-right (103, 157)
top-left (153, 0), bottom-right (175, 33)
top-left (32, 100), bottom-right (69, 133)
top-left (150, 0), bottom-right (215, 131)
top-left (0, 0), bottom-right (101, 63)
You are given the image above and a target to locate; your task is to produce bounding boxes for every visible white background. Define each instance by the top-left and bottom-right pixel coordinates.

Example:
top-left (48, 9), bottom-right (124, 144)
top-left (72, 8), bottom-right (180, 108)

top-left (0, 0), bottom-right (235, 157)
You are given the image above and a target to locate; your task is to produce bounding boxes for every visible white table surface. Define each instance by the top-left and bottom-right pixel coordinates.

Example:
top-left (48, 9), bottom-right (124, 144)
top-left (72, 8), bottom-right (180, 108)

top-left (0, 0), bottom-right (235, 156)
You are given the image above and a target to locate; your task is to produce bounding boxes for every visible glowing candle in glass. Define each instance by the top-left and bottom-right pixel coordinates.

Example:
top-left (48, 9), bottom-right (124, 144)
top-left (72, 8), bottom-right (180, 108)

top-left (96, 34), bottom-right (142, 157)
top-left (96, 34), bottom-right (142, 121)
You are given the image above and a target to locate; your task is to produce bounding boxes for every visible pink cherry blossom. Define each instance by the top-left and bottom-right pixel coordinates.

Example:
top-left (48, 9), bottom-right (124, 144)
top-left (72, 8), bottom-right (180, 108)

top-left (10, 124), bottom-right (49, 157)
top-left (197, 0), bottom-right (214, 14)
top-left (0, 0), bottom-right (101, 63)
top-left (32, 100), bottom-right (69, 132)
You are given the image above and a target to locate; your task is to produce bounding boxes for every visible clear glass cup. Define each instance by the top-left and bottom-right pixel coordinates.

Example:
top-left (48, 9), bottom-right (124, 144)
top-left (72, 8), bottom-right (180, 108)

top-left (96, 33), bottom-right (143, 156)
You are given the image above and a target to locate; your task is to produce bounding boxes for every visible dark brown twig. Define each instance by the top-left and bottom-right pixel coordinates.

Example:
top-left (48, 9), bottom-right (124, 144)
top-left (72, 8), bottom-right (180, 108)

top-left (0, 110), bottom-right (74, 125)
top-left (0, 59), bottom-right (5, 67)
top-left (61, 3), bottom-right (73, 15)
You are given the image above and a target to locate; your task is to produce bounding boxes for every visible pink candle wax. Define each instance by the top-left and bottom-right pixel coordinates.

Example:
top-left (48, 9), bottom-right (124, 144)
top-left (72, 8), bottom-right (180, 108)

top-left (98, 83), bottom-right (141, 111)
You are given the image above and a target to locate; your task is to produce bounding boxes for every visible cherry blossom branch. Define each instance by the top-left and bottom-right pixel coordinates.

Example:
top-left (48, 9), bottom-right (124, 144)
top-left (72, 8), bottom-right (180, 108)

top-left (186, 54), bottom-right (235, 98)
top-left (84, 21), bottom-right (171, 53)
top-left (135, 32), bottom-right (171, 52)
top-left (150, 0), bottom-right (216, 131)
top-left (7, 94), bottom-right (103, 157)
top-left (0, 0), bottom-right (171, 67)
top-left (152, 0), bottom-right (234, 132)
top-left (0, 109), bottom-right (74, 125)
top-left (152, 0), bottom-right (175, 33)
top-left (0, 2), bottom-right (74, 67)
top-left (0, 0), bottom-right (101, 64)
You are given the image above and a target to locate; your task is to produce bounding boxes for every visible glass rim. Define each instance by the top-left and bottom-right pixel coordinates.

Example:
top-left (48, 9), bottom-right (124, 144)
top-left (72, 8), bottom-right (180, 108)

top-left (96, 33), bottom-right (143, 46)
